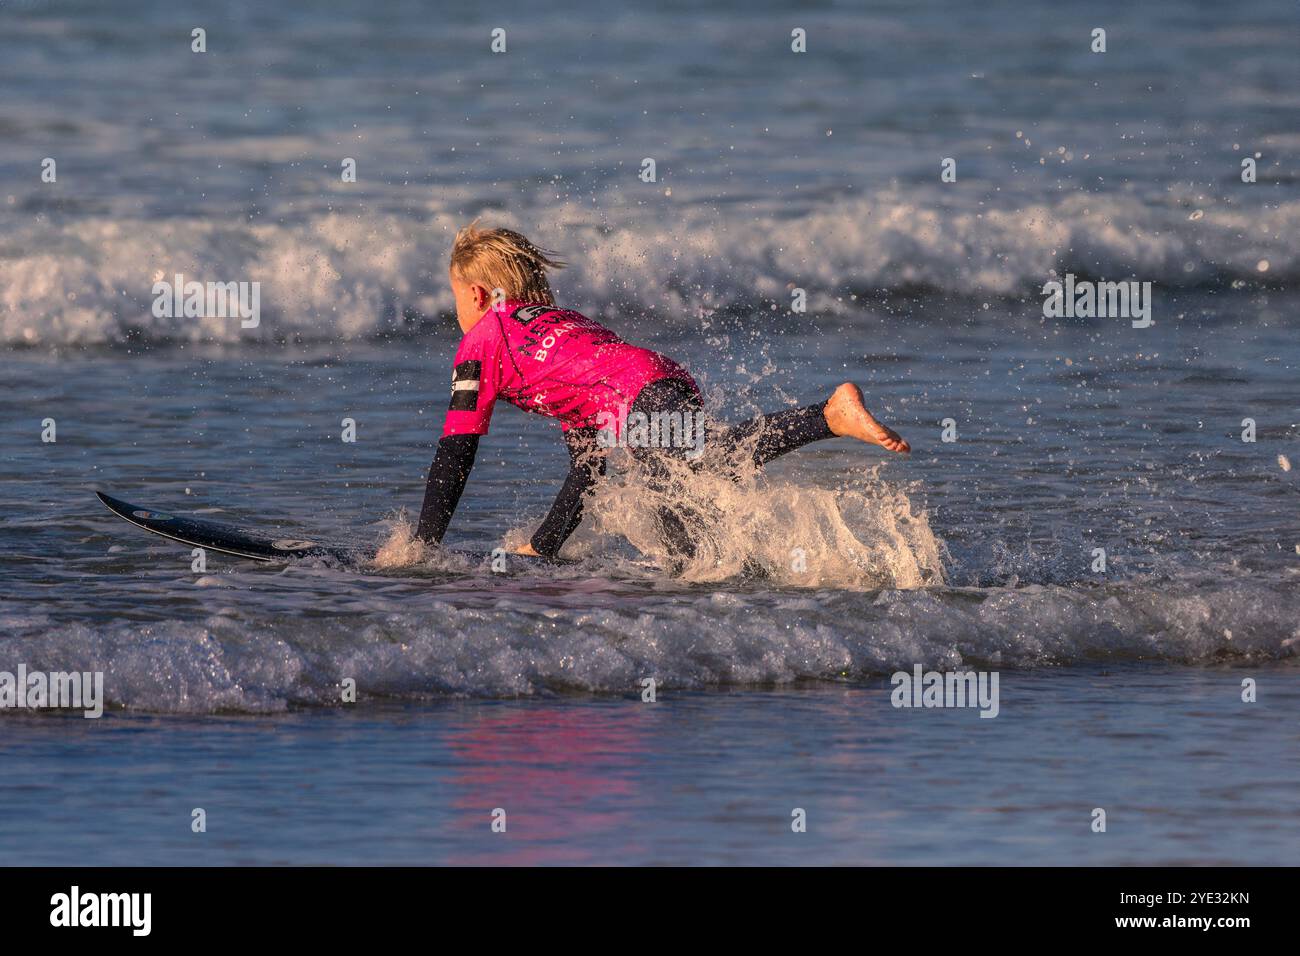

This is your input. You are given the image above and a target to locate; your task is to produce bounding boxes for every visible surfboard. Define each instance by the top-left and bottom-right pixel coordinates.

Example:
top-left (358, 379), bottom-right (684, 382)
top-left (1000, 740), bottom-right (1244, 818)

top-left (95, 491), bottom-right (573, 568)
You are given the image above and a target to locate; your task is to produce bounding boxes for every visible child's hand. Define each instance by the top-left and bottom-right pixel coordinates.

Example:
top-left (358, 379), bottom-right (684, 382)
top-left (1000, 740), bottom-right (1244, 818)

top-left (373, 522), bottom-right (426, 568)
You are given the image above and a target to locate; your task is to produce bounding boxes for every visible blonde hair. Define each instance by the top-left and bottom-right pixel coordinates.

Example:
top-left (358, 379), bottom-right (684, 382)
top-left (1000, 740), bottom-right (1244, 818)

top-left (450, 220), bottom-right (566, 305)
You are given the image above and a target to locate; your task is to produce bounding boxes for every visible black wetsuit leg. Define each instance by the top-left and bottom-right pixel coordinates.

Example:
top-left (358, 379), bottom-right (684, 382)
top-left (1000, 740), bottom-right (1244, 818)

top-left (627, 379), bottom-right (835, 560)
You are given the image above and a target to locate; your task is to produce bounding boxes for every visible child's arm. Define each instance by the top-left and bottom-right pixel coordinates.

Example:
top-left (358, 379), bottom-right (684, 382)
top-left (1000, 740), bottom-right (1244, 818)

top-left (527, 428), bottom-right (606, 556)
top-left (420, 343), bottom-right (498, 545)
top-left (415, 434), bottom-right (480, 544)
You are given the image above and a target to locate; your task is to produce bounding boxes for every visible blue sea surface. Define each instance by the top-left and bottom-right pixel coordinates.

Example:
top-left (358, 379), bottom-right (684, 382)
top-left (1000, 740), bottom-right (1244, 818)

top-left (0, 0), bottom-right (1297, 865)
top-left (3, 668), bottom-right (1297, 866)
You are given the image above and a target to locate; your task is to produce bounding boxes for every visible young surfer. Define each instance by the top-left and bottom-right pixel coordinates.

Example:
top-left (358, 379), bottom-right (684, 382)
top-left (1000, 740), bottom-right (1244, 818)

top-left (415, 222), bottom-right (910, 560)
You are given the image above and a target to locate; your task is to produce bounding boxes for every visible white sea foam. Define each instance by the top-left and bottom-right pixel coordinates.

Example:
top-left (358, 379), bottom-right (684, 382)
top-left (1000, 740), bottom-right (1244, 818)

top-left (0, 571), bottom-right (1292, 714)
top-left (4, 191), bottom-right (1297, 346)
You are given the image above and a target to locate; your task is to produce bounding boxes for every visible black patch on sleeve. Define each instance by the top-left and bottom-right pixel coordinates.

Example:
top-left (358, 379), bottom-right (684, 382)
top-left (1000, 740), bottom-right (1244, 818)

top-left (449, 359), bottom-right (482, 411)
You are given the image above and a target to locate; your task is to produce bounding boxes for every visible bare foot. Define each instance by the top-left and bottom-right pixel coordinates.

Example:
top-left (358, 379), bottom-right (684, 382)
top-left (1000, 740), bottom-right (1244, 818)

top-left (824, 383), bottom-right (911, 453)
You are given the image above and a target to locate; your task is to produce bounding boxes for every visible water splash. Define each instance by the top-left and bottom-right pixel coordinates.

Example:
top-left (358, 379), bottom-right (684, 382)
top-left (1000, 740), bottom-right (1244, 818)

top-left (583, 455), bottom-right (944, 588)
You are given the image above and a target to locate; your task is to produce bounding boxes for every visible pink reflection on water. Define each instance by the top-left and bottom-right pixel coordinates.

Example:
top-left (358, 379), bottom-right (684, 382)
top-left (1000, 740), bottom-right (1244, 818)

top-left (443, 704), bottom-right (655, 865)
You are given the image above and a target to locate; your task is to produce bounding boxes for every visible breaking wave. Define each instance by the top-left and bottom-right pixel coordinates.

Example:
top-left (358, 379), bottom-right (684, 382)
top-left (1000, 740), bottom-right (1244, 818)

top-left (4, 189), bottom-right (1297, 346)
top-left (1, 570), bottom-right (1294, 714)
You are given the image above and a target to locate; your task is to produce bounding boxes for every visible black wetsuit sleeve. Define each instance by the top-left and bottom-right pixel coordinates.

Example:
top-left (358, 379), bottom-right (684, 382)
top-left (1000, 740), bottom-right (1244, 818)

top-left (530, 427), bottom-right (606, 557)
top-left (415, 434), bottom-right (480, 544)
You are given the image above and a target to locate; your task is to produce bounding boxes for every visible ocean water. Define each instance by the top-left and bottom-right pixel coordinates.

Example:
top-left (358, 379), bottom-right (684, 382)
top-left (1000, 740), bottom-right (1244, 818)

top-left (1, 0), bottom-right (1298, 865)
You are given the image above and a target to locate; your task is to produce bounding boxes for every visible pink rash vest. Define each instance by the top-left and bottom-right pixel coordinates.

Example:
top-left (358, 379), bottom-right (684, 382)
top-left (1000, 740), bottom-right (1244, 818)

top-left (441, 301), bottom-right (697, 438)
